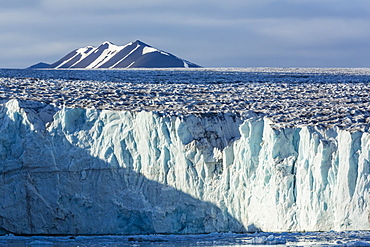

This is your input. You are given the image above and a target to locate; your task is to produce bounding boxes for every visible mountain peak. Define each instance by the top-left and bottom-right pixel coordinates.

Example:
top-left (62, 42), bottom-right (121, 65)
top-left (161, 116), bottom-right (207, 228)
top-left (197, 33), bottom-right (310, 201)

top-left (101, 41), bottom-right (114, 46)
top-left (133, 40), bottom-right (149, 46)
top-left (28, 40), bottom-right (201, 69)
top-left (27, 62), bottom-right (51, 69)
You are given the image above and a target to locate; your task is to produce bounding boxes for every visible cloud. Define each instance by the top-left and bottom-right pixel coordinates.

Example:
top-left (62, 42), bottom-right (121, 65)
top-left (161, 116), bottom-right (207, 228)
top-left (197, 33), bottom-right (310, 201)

top-left (0, 0), bottom-right (41, 9)
top-left (1, 0), bottom-right (370, 68)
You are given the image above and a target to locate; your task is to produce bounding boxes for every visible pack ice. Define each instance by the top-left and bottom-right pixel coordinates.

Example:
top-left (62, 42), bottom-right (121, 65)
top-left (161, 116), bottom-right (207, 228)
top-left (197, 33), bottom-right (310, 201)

top-left (0, 99), bottom-right (369, 235)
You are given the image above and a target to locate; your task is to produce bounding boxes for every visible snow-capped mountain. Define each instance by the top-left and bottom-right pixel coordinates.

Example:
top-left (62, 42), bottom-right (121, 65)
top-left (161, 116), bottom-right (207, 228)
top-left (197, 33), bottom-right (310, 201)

top-left (29, 40), bottom-right (201, 69)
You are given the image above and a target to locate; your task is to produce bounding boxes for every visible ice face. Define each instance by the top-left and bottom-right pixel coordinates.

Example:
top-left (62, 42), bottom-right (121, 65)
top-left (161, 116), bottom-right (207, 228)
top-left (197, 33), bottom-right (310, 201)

top-left (0, 99), bottom-right (369, 235)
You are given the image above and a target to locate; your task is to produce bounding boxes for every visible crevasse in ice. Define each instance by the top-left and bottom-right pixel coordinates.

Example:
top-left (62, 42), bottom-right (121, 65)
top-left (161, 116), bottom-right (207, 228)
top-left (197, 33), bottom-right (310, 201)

top-left (0, 99), bottom-right (369, 235)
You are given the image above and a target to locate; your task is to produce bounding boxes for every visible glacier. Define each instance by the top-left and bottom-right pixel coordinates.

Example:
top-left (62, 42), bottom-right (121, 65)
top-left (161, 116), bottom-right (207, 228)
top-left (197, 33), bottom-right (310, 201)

top-left (0, 99), bottom-right (369, 235)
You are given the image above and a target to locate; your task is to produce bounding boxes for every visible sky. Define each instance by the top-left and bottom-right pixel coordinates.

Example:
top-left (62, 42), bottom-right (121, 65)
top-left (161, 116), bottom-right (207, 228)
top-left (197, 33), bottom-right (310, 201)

top-left (1, 0), bottom-right (370, 68)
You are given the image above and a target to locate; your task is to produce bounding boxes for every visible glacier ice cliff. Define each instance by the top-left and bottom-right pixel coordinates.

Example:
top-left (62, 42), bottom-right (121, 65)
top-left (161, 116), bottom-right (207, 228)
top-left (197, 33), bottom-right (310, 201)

top-left (0, 99), bottom-right (369, 235)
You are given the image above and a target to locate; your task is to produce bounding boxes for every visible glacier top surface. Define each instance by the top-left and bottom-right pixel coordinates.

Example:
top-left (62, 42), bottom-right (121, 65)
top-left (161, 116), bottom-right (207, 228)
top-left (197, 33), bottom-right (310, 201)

top-left (1, 67), bottom-right (370, 131)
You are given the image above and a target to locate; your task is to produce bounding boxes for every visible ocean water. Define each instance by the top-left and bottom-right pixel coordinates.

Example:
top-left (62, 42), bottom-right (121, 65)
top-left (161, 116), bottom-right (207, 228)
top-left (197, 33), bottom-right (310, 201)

top-left (1, 68), bottom-right (370, 246)
top-left (2, 67), bottom-right (370, 84)
top-left (1, 231), bottom-right (370, 246)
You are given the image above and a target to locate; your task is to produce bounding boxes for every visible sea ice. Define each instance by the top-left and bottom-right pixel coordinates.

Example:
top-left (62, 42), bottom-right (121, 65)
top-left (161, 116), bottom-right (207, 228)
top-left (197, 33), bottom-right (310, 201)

top-left (1, 68), bottom-right (370, 131)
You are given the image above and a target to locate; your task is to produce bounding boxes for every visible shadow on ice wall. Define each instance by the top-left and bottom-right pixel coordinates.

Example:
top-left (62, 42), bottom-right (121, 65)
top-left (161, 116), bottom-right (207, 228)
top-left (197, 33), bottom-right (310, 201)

top-left (0, 100), bottom-right (246, 235)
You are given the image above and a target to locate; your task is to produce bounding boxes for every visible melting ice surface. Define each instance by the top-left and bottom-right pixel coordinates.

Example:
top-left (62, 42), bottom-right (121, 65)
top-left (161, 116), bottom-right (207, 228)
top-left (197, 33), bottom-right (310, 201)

top-left (0, 68), bottom-right (370, 245)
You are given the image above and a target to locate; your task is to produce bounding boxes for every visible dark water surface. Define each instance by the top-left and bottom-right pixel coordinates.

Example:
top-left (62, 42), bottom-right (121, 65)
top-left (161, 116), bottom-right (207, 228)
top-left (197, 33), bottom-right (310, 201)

top-left (2, 68), bottom-right (370, 84)
top-left (1, 231), bottom-right (370, 246)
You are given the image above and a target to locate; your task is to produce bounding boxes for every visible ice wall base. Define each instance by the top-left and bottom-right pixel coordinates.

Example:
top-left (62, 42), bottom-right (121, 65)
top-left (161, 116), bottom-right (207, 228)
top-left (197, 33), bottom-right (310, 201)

top-left (0, 100), bottom-right (369, 234)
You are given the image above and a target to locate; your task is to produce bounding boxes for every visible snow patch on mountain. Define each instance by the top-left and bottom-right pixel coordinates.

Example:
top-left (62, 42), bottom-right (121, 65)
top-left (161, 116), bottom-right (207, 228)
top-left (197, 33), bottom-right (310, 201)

top-left (142, 46), bottom-right (158, 55)
top-left (86, 42), bottom-right (126, 69)
top-left (56, 46), bottom-right (95, 68)
top-left (111, 43), bottom-right (139, 68)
